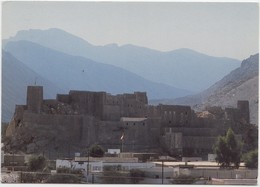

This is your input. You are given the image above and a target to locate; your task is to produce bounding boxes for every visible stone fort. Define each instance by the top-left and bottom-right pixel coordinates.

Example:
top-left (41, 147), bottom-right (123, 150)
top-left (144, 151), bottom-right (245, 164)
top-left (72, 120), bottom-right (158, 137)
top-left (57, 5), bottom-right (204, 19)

top-left (6, 86), bottom-right (250, 159)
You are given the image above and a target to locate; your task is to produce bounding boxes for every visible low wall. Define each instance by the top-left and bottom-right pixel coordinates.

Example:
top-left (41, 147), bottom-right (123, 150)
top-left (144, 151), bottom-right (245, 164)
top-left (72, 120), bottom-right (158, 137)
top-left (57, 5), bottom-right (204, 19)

top-left (182, 157), bottom-right (202, 162)
top-left (186, 168), bottom-right (258, 179)
top-left (3, 154), bottom-right (25, 166)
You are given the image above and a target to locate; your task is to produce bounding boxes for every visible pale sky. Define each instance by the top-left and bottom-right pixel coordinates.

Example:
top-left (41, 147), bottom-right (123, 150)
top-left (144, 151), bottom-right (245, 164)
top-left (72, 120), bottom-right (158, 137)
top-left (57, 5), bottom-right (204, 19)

top-left (1, 1), bottom-right (259, 60)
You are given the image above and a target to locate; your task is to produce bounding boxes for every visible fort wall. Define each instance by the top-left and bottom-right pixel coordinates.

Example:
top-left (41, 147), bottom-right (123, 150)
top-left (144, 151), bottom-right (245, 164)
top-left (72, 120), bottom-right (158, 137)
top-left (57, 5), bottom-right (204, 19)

top-left (237, 100), bottom-right (250, 123)
top-left (158, 105), bottom-right (192, 127)
top-left (6, 86), bottom-right (251, 158)
top-left (26, 86), bottom-right (43, 113)
top-left (183, 136), bottom-right (217, 149)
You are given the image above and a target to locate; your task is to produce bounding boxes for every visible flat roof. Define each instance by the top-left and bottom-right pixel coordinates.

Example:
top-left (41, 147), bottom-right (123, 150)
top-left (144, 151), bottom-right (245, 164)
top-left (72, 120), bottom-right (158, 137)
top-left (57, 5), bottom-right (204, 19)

top-left (153, 161), bottom-right (245, 168)
top-left (120, 117), bottom-right (147, 122)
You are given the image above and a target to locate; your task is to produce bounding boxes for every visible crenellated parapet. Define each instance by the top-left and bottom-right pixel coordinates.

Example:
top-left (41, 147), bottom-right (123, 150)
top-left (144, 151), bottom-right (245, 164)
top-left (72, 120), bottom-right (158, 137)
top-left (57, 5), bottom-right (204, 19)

top-left (26, 86), bottom-right (43, 113)
top-left (5, 86), bottom-right (251, 158)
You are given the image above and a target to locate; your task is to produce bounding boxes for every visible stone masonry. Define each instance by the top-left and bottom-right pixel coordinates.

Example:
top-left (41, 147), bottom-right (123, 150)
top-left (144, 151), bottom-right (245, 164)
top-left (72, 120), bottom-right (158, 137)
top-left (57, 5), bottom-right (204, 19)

top-left (5, 86), bottom-right (250, 159)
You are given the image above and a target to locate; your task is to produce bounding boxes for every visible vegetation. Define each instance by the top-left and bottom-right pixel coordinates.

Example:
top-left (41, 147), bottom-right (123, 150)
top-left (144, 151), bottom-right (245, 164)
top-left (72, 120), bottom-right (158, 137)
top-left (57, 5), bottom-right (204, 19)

top-left (101, 165), bottom-right (130, 184)
top-left (20, 166), bottom-right (83, 183)
top-left (242, 124), bottom-right (258, 152)
top-left (243, 149), bottom-right (258, 169)
top-left (28, 155), bottom-right (47, 171)
top-left (172, 175), bottom-right (196, 184)
top-left (20, 172), bottom-right (49, 183)
top-left (57, 167), bottom-right (82, 174)
top-left (129, 169), bottom-right (145, 184)
top-left (213, 128), bottom-right (242, 168)
top-left (45, 173), bottom-right (82, 183)
top-left (89, 144), bottom-right (105, 157)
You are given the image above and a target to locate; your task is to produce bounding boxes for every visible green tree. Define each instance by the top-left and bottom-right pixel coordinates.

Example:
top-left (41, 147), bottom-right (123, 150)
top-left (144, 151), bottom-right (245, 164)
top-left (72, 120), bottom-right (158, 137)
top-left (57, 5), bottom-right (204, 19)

top-left (89, 144), bottom-right (105, 157)
top-left (45, 174), bottom-right (82, 183)
top-left (213, 128), bottom-right (242, 168)
top-left (101, 165), bottom-right (129, 184)
top-left (129, 169), bottom-right (145, 184)
top-left (172, 175), bottom-right (196, 184)
top-left (243, 124), bottom-right (258, 152)
top-left (57, 166), bottom-right (82, 174)
top-left (243, 149), bottom-right (258, 169)
top-left (28, 155), bottom-right (47, 171)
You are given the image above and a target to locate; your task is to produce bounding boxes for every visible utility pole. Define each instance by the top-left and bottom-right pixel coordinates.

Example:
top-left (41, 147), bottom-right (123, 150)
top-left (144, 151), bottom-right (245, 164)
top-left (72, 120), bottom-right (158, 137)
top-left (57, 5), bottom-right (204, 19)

top-left (20, 171), bottom-right (23, 183)
top-left (87, 149), bottom-right (90, 183)
top-left (12, 152), bottom-right (14, 172)
top-left (120, 132), bottom-right (124, 152)
top-left (162, 161), bottom-right (164, 184)
top-left (92, 173), bottom-right (94, 184)
top-left (121, 139), bottom-right (124, 152)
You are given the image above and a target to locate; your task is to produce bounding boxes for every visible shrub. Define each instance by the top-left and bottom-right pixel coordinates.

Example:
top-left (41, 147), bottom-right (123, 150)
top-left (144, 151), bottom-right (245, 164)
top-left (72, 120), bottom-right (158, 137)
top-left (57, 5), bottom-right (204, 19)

top-left (57, 167), bottom-right (82, 174)
top-left (101, 165), bottom-right (130, 184)
top-left (20, 172), bottom-right (49, 183)
top-left (129, 169), bottom-right (145, 184)
top-left (243, 149), bottom-right (258, 169)
top-left (89, 144), bottom-right (105, 157)
top-left (45, 173), bottom-right (81, 183)
top-left (57, 167), bottom-right (71, 174)
top-left (213, 128), bottom-right (242, 168)
top-left (172, 175), bottom-right (196, 184)
top-left (28, 155), bottom-right (46, 171)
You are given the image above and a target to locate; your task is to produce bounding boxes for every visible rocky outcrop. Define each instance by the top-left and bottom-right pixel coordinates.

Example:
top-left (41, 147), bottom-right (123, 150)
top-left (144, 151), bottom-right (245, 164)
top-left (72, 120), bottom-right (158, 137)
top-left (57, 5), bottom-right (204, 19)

top-left (162, 54), bottom-right (259, 125)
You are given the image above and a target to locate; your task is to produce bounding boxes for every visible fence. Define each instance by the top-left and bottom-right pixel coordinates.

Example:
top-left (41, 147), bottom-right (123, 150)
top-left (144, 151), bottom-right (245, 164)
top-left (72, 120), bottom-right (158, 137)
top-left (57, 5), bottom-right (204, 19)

top-left (188, 168), bottom-right (258, 179)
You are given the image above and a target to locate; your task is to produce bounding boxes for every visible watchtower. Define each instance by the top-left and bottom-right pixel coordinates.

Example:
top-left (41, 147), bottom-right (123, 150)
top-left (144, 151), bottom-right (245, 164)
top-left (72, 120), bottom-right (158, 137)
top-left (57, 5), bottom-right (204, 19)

top-left (27, 86), bottom-right (43, 113)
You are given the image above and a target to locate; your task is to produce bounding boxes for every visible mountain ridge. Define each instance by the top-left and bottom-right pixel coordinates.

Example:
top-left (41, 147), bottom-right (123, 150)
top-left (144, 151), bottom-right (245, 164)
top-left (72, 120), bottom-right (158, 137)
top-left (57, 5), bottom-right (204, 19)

top-left (151, 53), bottom-right (259, 124)
top-left (2, 50), bottom-right (66, 122)
top-left (4, 28), bottom-right (241, 92)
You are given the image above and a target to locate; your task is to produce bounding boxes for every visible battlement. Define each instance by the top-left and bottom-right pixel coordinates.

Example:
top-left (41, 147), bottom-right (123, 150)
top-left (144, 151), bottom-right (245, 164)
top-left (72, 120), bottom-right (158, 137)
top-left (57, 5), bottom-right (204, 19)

top-left (6, 86), bottom-right (251, 158)
top-left (224, 100), bottom-right (250, 123)
top-left (27, 86), bottom-right (43, 113)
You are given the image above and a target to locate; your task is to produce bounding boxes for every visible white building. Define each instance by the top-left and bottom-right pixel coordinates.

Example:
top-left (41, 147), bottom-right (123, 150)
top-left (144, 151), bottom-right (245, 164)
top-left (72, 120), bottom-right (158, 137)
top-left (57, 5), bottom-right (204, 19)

top-left (208, 154), bottom-right (217, 162)
top-left (56, 159), bottom-right (103, 172)
top-left (56, 157), bottom-right (155, 173)
top-left (107, 149), bottom-right (120, 154)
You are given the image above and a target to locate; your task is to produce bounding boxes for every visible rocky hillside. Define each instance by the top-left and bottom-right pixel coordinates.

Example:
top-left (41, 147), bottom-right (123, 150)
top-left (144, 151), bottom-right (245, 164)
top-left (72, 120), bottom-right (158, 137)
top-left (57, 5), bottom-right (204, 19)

top-left (153, 54), bottom-right (259, 124)
top-left (202, 54), bottom-right (258, 124)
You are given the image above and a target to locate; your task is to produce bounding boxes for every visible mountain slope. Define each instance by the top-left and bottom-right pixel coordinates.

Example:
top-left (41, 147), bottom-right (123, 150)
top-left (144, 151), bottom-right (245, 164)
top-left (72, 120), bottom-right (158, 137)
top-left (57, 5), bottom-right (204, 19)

top-left (156, 54), bottom-right (259, 124)
top-left (4, 28), bottom-right (241, 92)
top-left (2, 51), bottom-right (66, 122)
top-left (3, 40), bottom-right (190, 101)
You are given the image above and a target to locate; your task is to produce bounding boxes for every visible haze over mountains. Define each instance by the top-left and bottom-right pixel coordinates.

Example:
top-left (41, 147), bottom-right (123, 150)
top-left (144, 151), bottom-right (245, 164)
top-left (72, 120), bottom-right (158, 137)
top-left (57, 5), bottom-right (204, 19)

top-left (4, 28), bottom-right (240, 92)
top-left (2, 51), bottom-right (66, 121)
top-left (3, 28), bottom-right (255, 123)
top-left (152, 54), bottom-right (259, 124)
top-left (2, 39), bottom-right (187, 121)
top-left (4, 40), bottom-right (189, 98)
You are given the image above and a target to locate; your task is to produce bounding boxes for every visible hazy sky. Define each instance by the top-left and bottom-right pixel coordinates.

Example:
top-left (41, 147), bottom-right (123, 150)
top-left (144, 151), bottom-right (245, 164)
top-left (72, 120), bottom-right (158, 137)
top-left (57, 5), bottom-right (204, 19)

top-left (2, 1), bottom-right (259, 60)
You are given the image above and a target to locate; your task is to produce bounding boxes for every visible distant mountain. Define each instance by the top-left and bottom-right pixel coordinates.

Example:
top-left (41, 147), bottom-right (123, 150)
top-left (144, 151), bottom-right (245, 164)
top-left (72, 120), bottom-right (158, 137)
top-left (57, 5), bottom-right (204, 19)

top-left (3, 40), bottom-right (190, 100)
top-left (152, 54), bottom-right (259, 124)
top-left (3, 28), bottom-right (241, 92)
top-left (2, 51), bottom-right (66, 122)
